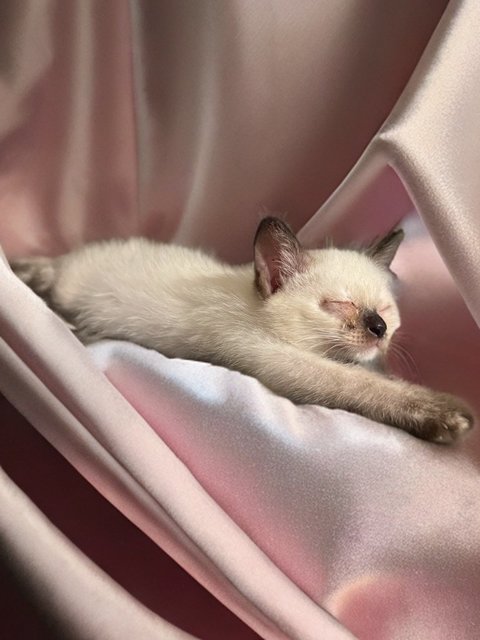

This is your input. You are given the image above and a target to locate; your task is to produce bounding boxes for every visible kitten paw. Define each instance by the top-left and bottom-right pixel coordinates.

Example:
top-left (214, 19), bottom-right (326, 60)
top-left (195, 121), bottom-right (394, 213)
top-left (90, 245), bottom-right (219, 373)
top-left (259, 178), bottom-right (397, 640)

top-left (430, 409), bottom-right (473, 443)
top-left (409, 392), bottom-right (474, 444)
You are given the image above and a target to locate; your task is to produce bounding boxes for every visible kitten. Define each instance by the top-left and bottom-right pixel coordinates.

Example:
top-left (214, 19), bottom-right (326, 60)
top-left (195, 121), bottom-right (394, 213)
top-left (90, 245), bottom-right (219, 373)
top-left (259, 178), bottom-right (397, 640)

top-left (11, 217), bottom-right (474, 443)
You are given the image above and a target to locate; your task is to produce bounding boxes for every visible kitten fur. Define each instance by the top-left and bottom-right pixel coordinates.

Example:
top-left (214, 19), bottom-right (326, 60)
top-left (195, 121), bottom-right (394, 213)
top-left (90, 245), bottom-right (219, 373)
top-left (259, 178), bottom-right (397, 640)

top-left (11, 217), bottom-right (474, 443)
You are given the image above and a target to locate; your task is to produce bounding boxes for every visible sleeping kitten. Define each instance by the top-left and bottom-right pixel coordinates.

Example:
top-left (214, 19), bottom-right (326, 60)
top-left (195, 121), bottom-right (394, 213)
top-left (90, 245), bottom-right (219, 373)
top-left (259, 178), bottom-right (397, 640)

top-left (11, 217), bottom-right (474, 443)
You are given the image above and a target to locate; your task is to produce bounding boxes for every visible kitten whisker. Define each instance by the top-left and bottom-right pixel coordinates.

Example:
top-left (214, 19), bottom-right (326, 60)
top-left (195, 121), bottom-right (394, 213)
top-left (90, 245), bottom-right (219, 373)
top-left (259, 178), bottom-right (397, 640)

top-left (388, 341), bottom-right (420, 382)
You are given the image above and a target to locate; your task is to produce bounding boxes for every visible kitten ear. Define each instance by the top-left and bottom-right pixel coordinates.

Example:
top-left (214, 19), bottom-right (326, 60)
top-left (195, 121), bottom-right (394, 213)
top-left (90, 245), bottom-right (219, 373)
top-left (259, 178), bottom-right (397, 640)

top-left (366, 228), bottom-right (405, 268)
top-left (254, 217), bottom-right (306, 298)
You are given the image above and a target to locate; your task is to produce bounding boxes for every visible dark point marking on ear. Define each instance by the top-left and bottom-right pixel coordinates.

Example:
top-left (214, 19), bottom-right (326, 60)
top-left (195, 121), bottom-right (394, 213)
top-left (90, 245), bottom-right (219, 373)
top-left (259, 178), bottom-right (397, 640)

top-left (253, 216), bottom-right (307, 299)
top-left (366, 228), bottom-right (405, 269)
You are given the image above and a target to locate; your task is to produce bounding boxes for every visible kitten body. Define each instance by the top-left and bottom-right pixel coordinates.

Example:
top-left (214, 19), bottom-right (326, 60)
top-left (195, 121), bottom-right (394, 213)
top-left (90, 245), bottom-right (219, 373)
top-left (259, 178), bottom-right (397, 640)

top-left (11, 217), bottom-right (473, 443)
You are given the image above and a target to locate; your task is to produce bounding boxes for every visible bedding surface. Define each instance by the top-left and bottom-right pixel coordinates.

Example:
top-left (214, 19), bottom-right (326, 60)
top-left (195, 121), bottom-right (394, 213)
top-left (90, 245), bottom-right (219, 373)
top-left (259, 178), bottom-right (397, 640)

top-left (89, 337), bottom-right (480, 640)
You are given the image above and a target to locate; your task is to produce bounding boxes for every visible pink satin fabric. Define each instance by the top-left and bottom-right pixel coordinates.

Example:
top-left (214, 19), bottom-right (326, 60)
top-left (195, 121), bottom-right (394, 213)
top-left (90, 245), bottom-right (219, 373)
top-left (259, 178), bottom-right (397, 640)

top-left (1, 1), bottom-right (480, 639)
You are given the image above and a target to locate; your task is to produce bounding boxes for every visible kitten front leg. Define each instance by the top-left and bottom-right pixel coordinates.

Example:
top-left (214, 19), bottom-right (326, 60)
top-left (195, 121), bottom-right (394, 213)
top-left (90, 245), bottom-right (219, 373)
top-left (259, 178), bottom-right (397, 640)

top-left (226, 336), bottom-right (474, 443)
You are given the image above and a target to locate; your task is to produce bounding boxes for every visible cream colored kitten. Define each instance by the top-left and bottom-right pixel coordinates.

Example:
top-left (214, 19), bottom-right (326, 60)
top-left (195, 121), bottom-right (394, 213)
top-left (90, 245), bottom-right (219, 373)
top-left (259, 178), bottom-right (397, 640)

top-left (11, 217), bottom-right (474, 443)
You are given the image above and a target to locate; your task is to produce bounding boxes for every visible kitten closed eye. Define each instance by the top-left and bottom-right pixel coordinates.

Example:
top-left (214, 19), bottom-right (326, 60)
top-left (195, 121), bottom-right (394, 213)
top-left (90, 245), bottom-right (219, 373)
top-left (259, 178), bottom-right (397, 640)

top-left (322, 300), bottom-right (358, 323)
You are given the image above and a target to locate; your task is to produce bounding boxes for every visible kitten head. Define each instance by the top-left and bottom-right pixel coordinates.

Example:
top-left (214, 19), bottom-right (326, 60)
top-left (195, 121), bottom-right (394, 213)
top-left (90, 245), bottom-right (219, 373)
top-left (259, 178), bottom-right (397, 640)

top-left (254, 217), bottom-right (403, 365)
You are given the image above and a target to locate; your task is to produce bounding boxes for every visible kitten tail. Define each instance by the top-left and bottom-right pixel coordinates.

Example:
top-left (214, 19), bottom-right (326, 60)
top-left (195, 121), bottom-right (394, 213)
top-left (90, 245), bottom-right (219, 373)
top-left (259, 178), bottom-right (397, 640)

top-left (10, 256), bottom-right (56, 297)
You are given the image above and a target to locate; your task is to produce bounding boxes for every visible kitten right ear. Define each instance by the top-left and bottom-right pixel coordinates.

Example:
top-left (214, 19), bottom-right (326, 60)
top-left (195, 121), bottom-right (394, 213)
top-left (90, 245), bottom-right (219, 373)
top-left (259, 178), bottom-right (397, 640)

top-left (366, 228), bottom-right (405, 268)
top-left (254, 217), bottom-right (306, 298)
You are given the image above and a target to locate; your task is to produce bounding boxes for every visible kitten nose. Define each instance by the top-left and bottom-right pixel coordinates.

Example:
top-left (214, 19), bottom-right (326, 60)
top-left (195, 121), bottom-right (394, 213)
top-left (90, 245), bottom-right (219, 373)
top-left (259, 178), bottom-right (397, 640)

top-left (363, 311), bottom-right (387, 338)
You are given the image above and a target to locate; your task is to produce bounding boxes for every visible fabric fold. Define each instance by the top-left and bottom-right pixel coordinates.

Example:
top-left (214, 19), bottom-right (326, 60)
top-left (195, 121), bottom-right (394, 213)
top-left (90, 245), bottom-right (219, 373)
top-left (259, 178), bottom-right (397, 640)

top-left (300, 0), bottom-right (480, 325)
top-left (0, 467), bottom-right (199, 640)
top-left (0, 258), bottom-right (354, 640)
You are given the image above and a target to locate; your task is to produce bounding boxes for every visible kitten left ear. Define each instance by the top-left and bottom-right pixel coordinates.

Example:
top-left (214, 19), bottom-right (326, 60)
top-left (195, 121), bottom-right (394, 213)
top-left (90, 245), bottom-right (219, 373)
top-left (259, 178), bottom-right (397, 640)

top-left (254, 217), bottom-right (307, 298)
top-left (366, 228), bottom-right (405, 268)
